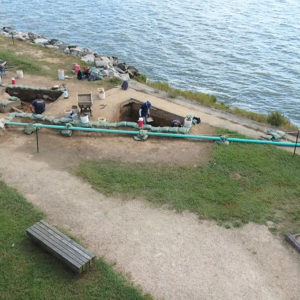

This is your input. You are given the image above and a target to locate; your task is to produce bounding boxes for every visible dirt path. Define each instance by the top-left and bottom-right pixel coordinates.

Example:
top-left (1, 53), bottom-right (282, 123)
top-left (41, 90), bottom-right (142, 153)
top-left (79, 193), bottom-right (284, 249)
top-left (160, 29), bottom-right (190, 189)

top-left (1, 135), bottom-right (300, 300)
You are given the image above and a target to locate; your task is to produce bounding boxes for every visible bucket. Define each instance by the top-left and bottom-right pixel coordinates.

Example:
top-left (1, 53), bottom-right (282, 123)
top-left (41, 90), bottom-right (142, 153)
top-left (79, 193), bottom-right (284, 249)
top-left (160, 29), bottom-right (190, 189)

top-left (11, 77), bottom-right (16, 85)
top-left (71, 105), bottom-right (78, 114)
top-left (98, 88), bottom-right (105, 100)
top-left (16, 70), bottom-right (24, 79)
top-left (58, 69), bottom-right (64, 80)
top-left (184, 117), bottom-right (192, 127)
top-left (80, 114), bottom-right (89, 124)
top-left (138, 117), bottom-right (144, 127)
top-left (63, 89), bottom-right (69, 99)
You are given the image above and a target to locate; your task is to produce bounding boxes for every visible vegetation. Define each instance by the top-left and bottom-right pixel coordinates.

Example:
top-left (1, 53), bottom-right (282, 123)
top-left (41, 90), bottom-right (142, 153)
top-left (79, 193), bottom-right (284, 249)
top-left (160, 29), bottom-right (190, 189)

top-left (135, 74), bottom-right (298, 131)
top-left (0, 180), bottom-right (151, 300)
top-left (0, 35), bottom-right (120, 90)
top-left (267, 111), bottom-right (291, 127)
top-left (76, 129), bottom-right (300, 233)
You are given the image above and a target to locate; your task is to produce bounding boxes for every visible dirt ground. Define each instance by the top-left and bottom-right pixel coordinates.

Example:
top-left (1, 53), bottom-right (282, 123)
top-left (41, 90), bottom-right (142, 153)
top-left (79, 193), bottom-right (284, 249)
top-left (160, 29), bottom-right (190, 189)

top-left (1, 74), bottom-right (300, 299)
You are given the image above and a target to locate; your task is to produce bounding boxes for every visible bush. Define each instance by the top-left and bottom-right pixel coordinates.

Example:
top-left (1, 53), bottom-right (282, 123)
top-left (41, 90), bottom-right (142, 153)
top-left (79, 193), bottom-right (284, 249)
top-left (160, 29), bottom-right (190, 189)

top-left (267, 111), bottom-right (289, 127)
top-left (135, 74), bottom-right (147, 83)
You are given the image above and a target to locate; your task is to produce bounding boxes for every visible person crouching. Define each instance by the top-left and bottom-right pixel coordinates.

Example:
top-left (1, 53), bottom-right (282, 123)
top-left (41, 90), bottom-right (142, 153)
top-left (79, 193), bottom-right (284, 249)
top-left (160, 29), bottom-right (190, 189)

top-left (31, 95), bottom-right (46, 115)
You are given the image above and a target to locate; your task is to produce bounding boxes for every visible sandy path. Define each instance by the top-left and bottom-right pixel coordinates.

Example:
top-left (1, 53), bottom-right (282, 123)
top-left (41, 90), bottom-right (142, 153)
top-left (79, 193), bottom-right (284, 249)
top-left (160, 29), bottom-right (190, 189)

top-left (1, 137), bottom-right (300, 300)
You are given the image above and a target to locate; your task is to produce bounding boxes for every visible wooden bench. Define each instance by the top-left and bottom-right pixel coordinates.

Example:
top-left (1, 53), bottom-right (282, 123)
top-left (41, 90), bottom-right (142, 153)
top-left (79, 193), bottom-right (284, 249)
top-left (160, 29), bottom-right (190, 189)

top-left (26, 220), bottom-right (96, 273)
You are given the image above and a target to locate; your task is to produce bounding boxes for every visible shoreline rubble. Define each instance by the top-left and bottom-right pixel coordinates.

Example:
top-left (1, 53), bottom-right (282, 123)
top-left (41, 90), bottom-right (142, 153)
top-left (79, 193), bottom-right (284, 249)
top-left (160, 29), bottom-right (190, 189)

top-left (0, 26), bottom-right (139, 81)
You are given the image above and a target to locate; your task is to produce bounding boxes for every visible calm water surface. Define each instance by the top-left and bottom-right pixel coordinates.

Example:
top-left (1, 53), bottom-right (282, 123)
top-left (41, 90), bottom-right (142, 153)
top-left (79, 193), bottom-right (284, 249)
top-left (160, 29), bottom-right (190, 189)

top-left (1, 0), bottom-right (299, 125)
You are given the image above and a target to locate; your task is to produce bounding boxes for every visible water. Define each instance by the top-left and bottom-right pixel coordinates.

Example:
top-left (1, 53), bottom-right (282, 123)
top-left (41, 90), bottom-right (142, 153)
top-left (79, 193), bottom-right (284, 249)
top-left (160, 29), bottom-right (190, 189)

top-left (1, 0), bottom-right (299, 125)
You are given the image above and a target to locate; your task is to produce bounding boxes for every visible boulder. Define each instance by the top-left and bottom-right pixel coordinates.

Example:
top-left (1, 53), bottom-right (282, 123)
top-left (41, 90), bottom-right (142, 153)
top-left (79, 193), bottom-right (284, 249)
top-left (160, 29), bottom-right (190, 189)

top-left (2, 27), bottom-right (14, 33)
top-left (28, 32), bottom-right (41, 40)
top-left (69, 46), bottom-right (85, 57)
top-left (14, 32), bottom-right (29, 41)
top-left (127, 65), bottom-right (139, 78)
top-left (81, 54), bottom-right (95, 63)
top-left (95, 56), bottom-right (111, 68)
top-left (34, 38), bottom-right (49, 45)
top-left (117, 62), bottom-right (127, 72)
top-left (111, 56), bottom-right (118, 66)
top-left (49, 39), bottom-right (59, 45)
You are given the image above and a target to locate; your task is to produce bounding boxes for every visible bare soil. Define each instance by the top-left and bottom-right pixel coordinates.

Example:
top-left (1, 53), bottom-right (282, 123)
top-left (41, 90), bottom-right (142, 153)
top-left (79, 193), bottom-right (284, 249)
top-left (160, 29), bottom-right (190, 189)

top-left (1, 74), bottom-right (300, 299)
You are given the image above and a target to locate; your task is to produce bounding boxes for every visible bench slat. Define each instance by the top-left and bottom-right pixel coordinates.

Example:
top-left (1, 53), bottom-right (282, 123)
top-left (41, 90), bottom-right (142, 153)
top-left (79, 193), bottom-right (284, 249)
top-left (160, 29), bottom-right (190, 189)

top-left (26, 221), bottom-right (96, 273)
top-left (36, 222), bottom-right (92, 261)
top-left (27, 228), bottom-right (83, 272)
top-left (40, 220), bottom-right (95, 259)
top-left (30, 225), bottom-right (89, 265)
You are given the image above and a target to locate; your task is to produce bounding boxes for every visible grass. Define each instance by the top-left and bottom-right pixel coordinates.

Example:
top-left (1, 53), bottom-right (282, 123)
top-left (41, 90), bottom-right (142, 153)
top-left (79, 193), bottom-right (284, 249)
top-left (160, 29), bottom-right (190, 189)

top-left (135, 74), bottom-right (298, 131)
top-left (75, 129), bottom-right (300, 234)
top-left (0, 181), bottom-right (151, 300)
top-left (0, 35), bottom-right (121, 90)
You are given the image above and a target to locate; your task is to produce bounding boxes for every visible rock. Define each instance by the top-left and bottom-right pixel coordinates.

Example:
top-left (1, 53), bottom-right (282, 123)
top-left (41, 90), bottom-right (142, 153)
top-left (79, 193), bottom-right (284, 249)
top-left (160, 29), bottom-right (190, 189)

top-left (45, 44), bottom-right (58, 49)
top-left (34, 38), bottom-right (49, 46)
top-left (64, 48), bottom-right (70, 54)
top-left (14, 32), bottom-right (29, 41)
top-left (28, 32), bottom-right (41, 40)
top-left (69, 46), bottom-right (85, 57)
top-left (117, 62), bottom-right (127, 72)
top-left (49, 39), bottom-right (59, 45)
top-left (95, 56), bottom-right (111, 68)
top-left (57, 43), bottom-right (69, 51)
top-left (111, 56), bottom-right (118, 66)
top-left (2, 26), bottom-right (14, 33)
top-left (81, 54), bottom-right (95, 63)
top-left (127, 65), bottom-right (139, 78)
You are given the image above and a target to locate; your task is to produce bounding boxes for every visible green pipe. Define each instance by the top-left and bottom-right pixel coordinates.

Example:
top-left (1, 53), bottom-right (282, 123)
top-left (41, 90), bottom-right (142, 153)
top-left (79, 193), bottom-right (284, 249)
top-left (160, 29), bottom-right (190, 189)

top-left (5, 121), bottom-right (300, 147)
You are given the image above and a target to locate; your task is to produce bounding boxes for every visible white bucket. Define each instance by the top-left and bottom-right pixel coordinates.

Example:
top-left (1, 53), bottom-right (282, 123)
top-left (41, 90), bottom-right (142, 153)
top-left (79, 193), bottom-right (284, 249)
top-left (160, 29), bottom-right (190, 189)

top-left (16, 70), bottom-right (24, 79)
top-left (184, 118), bottom-right (192, 127)
top-left (58, 69), bottom-right (64, 80)
top-left (98, 88), bottom-right (105, 100)
top-left (80, 114), bottom-right (89, 124)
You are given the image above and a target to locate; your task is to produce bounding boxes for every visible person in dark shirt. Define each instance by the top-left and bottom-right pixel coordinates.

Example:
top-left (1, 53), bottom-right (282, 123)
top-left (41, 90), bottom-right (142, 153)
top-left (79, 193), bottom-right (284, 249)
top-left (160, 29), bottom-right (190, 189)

top-left (31, 95), bottom-right (46, 114)
top-left (139, 101), bottom-right (151, 124)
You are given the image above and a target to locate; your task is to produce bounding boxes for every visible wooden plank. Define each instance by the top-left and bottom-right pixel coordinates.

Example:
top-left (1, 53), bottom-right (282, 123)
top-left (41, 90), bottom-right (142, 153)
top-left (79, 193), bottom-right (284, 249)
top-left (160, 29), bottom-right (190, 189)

top-left (31, 225), bottom-right (90, 265)
top-left (37, 221), bottom-right (94, 260)
top-left (39, 220), bottom-right (95, 259)
top-left (286, 233), bottom-right (300, 253)
top-left (35, 223), bottom-right (90, 262)
top-left (27, 228), bottom-right (83, 272)
top-left (27, 227), bottom-right (85, 267)
top-left (27, 227), bottom-right (87, 269)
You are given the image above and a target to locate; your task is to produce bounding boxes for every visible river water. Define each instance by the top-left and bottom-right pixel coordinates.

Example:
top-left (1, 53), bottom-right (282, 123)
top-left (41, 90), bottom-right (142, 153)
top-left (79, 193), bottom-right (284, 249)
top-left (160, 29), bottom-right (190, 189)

top-left (1, 0), bottom-right (299, 125)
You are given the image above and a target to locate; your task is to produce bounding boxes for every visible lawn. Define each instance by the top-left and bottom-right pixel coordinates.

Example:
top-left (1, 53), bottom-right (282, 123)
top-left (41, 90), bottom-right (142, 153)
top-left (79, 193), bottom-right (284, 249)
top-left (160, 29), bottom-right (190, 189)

top-left (0, 181), bottom-right (151, 300)
top-left (76, 130), bottom-right (300, 233)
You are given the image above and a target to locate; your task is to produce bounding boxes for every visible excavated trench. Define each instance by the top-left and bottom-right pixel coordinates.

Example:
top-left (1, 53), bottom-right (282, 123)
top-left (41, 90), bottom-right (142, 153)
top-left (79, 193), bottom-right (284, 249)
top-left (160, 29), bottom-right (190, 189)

top-left (5, 85), bottom-right (63, 102)
top-left (119, 99), bottom-right (184, 127)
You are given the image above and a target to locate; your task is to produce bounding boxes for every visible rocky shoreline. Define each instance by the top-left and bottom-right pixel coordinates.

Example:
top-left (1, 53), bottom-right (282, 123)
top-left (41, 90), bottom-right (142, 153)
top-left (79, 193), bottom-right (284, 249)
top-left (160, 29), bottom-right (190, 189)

top-left (0, 27), bottom-right (139, 80)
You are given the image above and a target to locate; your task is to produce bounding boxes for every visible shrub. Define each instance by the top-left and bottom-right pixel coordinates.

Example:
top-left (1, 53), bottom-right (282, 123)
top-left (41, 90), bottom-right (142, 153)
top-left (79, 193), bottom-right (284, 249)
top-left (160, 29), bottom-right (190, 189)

top-left (135, 74), bottom-right (147, 83)
top-left (267, 111), bottom-right (289, 127)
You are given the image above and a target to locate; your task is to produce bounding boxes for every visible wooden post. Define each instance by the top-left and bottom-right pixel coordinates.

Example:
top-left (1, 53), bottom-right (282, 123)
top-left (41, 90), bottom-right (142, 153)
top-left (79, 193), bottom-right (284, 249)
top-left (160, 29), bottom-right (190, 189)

top-left (11, 33), bottom-right (14, 45)
top-left (36, 128), bottom-right (39, 153)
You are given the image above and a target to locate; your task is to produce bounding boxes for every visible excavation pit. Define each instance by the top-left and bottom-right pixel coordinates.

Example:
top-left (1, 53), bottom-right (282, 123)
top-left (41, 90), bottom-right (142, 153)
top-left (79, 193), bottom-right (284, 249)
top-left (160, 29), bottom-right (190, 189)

top-left (119, 99), bottom-right (185, 127)
top-left (4, 84), bottom-right (63, 102)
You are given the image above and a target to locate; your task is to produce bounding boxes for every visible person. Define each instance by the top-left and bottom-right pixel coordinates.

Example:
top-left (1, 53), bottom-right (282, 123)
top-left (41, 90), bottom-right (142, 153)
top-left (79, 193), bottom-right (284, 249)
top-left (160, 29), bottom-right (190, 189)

top-left (31, 95), bottom-right (46, 114)
top-left (139, 101), bottom-right (151, 124)
top-left (171, 119), bottom-right (182, 127)
top-left (121, 80), bottom-right (129, 90)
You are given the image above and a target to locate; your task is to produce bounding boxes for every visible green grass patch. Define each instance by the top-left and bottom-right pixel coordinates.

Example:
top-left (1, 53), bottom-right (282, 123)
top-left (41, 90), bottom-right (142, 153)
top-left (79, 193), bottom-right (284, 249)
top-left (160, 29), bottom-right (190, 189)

top-left (135, 74), bottom-right (298, 131)
top-left (75, 130), bottom-right (300, 233)
top-left (0, 181), bottom-right (151, 300)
